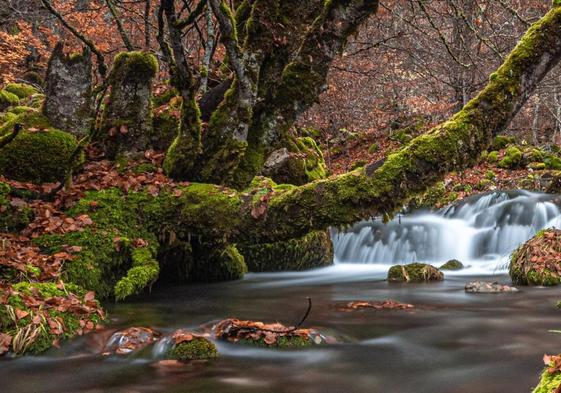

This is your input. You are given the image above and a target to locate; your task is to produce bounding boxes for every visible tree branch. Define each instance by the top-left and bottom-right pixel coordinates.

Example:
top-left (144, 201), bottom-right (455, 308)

top-left (40, 0), bottom-right (107, 77)
top-left (105, 0), bottom-right (134, 51)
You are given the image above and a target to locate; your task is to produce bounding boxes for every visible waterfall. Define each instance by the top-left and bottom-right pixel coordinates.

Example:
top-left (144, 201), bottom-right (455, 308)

top-left (331, 191), bottom-right (561, 274)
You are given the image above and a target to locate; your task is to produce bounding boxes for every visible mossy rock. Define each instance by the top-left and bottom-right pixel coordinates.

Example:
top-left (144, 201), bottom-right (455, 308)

top-left (498, 146), bottom-right (523, 169)
top-left (492, 135), bottom-right (515, 150)
top-left (0, 282), bottom-right (103, 355)
top-left (4, 83), bottom-right (38, 99)
top-left (238, 335), bottom-right (314, 349)
top-left (387, 263), bottom-right (444, 283)
top-left (532, 367), bottom-right (561, 393)
top-left (439, 259), bottom-right (464, 271)
top-left (0, 112), bottom-right (80, 183)
top-left (166, 337), bottom-right (218, 361)
top-left (0, 90), bottom-right (19, 111)
top-left (509, 229), bottom-right (561, 286)
top-left (240, 230), bottom-right (333, 272)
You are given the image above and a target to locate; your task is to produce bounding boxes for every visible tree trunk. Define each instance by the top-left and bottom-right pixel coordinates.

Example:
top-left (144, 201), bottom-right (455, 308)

top-left (164, 4), bottom-right (561, 244)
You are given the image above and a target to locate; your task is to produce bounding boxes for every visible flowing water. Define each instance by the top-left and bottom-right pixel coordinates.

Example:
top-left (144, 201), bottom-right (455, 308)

top-left (3, 191), bottom-right (561, 393)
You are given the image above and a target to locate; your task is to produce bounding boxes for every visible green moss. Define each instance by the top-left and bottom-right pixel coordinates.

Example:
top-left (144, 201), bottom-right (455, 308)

top-left (240, 230), bottom-right (333, 272)
top-left (487, 151), bottom-right (499, 163)
top-left (351, 160), bottom-right (368, 170)
top-left (111, 51), bottom-right (159, 83)
top-left (132, 162), bottom-right (157, 174)
top-left (152, 105), bottom-right (180, 151)
top-left (439, 259), bottom-right (464, 270)
top-left (498, 146), bottom-right (523, 169)
top-left (0, 112), bottom-right (80, 183)
top-left (8, 106), bottom-right (35, 115)
top-left (0, 111), bottom-right (17, 125)
top-left (485, 170), bottom-right (496, 180)
top-left (528, 162), bottom-right (547, 170)
top-left (4, 83), bottom-right (38, 99)
top-left (533, 368), bottom-right (561, 393)
top-left (239, 335), bottom-right (313, 349)
top-left (1, 282), bottom-right (103, 355)
top-left (0, 90), bottom-right (19, 110)
top-left (166, 337), bottom-right (218, 361)
top-left (492, 135), bottom-right (516, 150)
top-left (152, 87), bottom-right (179, 108)
top-left (114, 247), bottom-right (159, 300)
top-left (36, 188), bottom-right (159, 299)
top-left (476, 178), bottom-right (494, 191)
top-left (191, 243), bottom-right (247, 282)
top-left (387, 263), bottom-right (444, 283)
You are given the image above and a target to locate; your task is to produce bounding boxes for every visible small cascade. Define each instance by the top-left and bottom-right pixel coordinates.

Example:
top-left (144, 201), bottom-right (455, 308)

top-left (332, 191), bottom-right (561, 274)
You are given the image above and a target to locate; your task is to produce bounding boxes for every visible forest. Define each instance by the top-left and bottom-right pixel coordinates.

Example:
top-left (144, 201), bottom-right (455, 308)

top-left (1, 1), bottom-right (561, 392)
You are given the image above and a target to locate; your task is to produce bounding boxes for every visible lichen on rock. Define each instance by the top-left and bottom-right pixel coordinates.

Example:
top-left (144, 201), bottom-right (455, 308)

top-left (43, 43), bottom-right (93, 138)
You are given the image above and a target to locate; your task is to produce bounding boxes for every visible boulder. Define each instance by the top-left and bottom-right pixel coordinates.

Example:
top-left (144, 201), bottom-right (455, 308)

top-left (100, 51), bottom-right (158, 158)
top-left (387, 263), bottom-right (444, 283)
top-left (440, 259), bottom-right (464, 271)
top-left (510, 229), bottom-right (561, 286)
top-left (43, 43), bottom-right (93, 138)
top-left (0, 111), bottom-right (80, 183)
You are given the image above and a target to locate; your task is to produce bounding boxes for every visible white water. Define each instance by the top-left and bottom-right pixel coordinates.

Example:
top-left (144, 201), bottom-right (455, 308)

top-left (332, 191), bottom-right (561, 275)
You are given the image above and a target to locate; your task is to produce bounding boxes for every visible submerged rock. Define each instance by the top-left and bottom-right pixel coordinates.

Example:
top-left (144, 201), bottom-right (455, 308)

top-left (465, 281), bottom-right (519, 293)
top-left (387, 263), bottom-right (444, 283)
top-left (510, 229), bottom-right (561, 286)
top-left (103, 327), bottom-right (160, 355)
top-left (440, 259), bottom-right (464, 271)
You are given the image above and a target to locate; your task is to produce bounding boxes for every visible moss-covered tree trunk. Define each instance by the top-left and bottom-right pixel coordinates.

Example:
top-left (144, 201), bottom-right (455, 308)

top-left (164, 4), bottom-right (561, 244)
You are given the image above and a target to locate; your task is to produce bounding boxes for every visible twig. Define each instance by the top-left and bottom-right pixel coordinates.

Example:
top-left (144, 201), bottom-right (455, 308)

top-left (0, 124), bottom-right (21, 150)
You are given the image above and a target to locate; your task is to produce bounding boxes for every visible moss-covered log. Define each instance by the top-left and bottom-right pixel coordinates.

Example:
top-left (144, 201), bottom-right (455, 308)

top-left (26, 5), bottom-right (561, 301)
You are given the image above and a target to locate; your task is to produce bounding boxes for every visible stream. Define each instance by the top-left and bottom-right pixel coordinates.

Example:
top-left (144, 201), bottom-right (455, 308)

top-left (3, 191), bottom-right (561, 393)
